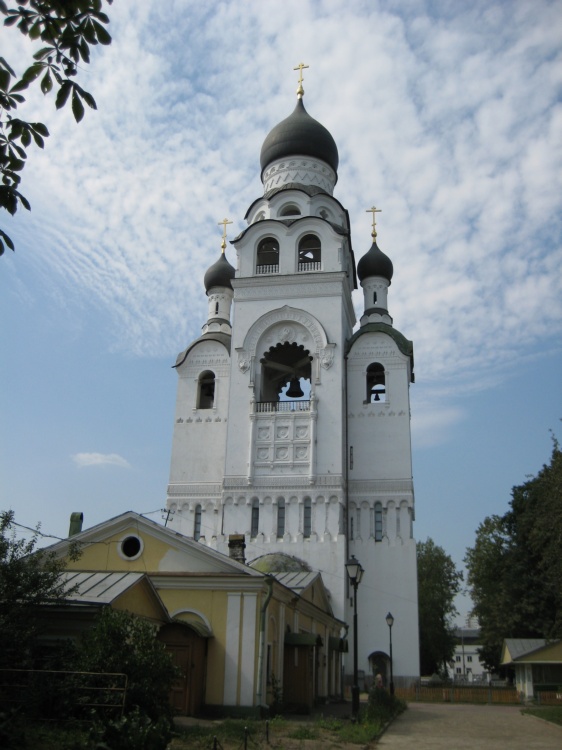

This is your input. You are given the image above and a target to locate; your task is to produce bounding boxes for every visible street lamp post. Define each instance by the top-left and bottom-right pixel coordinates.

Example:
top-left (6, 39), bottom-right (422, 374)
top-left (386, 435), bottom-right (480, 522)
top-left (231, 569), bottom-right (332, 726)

top-left (346, 555), bottom-right (364, 720)
top-left (386, 612), bottom-right (394, 695)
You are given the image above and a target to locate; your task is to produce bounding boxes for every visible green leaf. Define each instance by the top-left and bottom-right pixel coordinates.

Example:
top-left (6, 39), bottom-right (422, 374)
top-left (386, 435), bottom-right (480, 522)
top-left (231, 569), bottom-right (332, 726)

top-left (0, 57), bottom-right (16, 77)
top-left (3, 15), bottom-right (19, 27)
top-left (0, 228), bottom-right (15, 253)
top-left (79, 37), bottom-right (91, 64)
top-left (82, 18), bottom-right (97, 45)
top-left (0, 68), bottom-right (10, 92)
top-left (19, 130), bottom-right (31, 148)
top-left (40, 70), bottom-right (53, 95)
top-left (28, 20), bottom-right (41, 40)
top-left (93, 20), bottom-right (112, 45)
top-left (31, 122), bottom-right (49, 137)
top-left (30, 130), bottom-right (45, 148)
top-left (10, 79), bottom-right (30, 93)
top-left (22, 63), bottom-right (44, 83)
top-left (33, 47), bottom-right (55, 61)
top-left (81, 90), bottom-right (97, 110)
top-left (55, 80), bottom-right (72, 110)
top-left (72, 89), bottom-right (85, 122)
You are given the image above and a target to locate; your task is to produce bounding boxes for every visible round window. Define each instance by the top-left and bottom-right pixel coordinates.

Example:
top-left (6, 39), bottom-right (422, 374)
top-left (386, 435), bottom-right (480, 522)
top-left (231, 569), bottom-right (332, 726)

top-left (120, 535), bottom-right (142, 559)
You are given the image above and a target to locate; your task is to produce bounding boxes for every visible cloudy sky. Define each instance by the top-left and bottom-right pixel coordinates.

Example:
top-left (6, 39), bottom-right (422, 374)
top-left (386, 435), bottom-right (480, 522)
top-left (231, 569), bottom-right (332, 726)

top-left (1, 0), bottom-right (561, 622)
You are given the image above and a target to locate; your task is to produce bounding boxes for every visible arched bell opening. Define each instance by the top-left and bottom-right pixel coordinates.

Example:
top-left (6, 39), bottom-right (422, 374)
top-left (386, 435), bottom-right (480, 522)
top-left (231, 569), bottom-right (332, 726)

top-left (366, 362), bottom-right (386, 403)
top-left (197, 370), bottom-right (215, 409)
top-left (260, 342), bottom-right (312, 403)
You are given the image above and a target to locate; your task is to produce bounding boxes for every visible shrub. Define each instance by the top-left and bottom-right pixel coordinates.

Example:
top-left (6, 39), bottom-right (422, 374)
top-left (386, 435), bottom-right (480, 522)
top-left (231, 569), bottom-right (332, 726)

top-left (76, 609), bottom-right (178, 722)
top-left (364, 686), bottom-right (406, 725)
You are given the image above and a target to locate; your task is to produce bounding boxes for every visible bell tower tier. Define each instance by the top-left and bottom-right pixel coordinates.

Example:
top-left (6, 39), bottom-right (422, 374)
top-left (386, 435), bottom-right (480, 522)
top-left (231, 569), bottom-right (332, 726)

top-left (166, 74), bottom-right (420, 692)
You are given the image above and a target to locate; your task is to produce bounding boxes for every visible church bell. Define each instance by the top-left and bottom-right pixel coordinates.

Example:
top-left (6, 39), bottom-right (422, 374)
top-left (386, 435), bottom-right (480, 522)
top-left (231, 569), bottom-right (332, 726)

top-left (286, 377), bottom-right (304, 398)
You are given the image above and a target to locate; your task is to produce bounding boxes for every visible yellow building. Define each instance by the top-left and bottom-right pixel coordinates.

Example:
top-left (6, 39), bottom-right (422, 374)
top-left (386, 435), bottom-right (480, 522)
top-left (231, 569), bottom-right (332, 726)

top-left (46, 511), bottom-right (346, 715)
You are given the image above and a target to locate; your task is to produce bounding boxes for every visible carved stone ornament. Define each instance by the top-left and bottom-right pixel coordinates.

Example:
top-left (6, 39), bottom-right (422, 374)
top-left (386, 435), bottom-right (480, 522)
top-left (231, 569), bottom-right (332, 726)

top-left (320, 345), bottom-right (335, 369)
top-left (238, 352), bottom-right (250, 372)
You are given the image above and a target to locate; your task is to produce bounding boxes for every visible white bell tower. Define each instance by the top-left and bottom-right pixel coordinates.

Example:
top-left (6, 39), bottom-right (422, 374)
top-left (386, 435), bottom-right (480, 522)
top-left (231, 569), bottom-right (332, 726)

top-left (166, 68), bottom-right (419, 689)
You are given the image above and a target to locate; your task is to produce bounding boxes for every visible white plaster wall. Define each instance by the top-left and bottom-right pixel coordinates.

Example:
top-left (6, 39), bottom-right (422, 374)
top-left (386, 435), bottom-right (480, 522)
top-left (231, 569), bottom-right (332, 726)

top-left (168, 339), bottom-right (230, 486)
top-left (346, 537), bottom-right (420, 681)
top-left (346, 332), bottom-right (413, 482)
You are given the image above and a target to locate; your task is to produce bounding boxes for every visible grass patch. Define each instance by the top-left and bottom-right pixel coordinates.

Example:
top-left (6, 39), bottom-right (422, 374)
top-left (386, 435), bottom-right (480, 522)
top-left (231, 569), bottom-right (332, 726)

top-left (287, 725), bottom-right (319, 740)
top-left (173, 718), bottom-right (262, 748)
top-left (522, 706), bottom-right (562, 726)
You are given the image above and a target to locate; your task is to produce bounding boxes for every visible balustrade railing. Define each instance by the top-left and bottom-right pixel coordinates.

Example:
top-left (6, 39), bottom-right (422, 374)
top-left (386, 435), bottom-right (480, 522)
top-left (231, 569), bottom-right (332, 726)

top-left (256, 264), bottom-right (279, 275)
top-left (255, 400), bottom-right (311, 413)
top-left (298, 261), bottom-right (321, 272)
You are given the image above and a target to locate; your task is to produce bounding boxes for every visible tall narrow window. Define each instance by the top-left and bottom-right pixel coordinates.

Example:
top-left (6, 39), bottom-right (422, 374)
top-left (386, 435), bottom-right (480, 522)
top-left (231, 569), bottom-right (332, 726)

top-left (194, 504), bottom-right (202, 541)
top-left (374, 502), bottom-right (383, 541)
top-left (256, 237), bottom-right (279, 274)
top-left (298, 234), bottom-right (321, 271)
top-left (303, 498), bottom-right (312, 538)
top-left (366, 363), bottom-right (386, 403)
top-left (277, 498), bottom-right (286, 538)
top-left (251, 498), bottom-right (260, 537)
top-left (197, 370), bottom-right (215, 409)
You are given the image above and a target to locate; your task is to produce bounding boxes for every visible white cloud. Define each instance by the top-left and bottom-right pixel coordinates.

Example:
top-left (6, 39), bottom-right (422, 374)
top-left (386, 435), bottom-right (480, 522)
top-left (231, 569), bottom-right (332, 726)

top-left (3, 0), bottom-right (561, 408)
top-left (72, 453), bottom-right (131, 469)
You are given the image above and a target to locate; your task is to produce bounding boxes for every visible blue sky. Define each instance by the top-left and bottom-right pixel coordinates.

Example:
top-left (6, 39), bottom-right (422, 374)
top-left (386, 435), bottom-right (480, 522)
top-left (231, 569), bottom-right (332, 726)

top-left (1, 0), bottom-right (561, 622)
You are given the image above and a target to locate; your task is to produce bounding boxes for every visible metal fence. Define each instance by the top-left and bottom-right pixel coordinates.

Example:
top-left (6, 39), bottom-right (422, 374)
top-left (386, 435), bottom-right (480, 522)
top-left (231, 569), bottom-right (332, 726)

top-left (0, 668), bottom-right (128, 720)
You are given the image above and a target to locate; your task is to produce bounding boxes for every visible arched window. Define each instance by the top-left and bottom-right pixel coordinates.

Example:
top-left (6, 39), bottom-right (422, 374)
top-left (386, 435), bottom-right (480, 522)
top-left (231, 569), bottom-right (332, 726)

top-left (251, 498), bottom-right (259, 537)
top-left (298, 234), bottom-right (321, 271)
top-left (194, 504), bottom-right (202, 541)
top-left (366, 363), bottom-right (386, 403)
top-left (374, 502), bottom-right (383, 541)
top-left (256, 237), bottom-right (279, 274)
top-left (279, 204), bottom-right (301, 217)
top-left (197, 370), bottom-right (215, 409)
top-left (303, 498), bottom-right (312, 538)
top-left (277, 498), bottom-right (285, 538)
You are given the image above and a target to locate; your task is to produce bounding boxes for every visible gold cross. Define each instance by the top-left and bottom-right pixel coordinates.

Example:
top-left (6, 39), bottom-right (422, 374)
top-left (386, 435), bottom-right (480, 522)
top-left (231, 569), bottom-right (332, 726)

top-left (218, 217), bottom-right (232, 252)
top-left (293, 62), bottom-right (309, 98)
top-left (366, 206), bottom-right (382, 239)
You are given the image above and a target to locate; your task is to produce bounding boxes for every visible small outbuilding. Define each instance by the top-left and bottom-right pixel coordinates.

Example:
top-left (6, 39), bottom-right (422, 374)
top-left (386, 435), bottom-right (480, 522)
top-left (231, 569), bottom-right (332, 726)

top-left (501, 638), bottom-right (562, 700)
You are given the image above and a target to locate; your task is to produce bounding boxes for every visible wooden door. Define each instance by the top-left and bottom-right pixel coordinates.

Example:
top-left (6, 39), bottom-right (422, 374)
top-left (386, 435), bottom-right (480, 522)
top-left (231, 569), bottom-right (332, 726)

top-left (158, 624), bottom-right (206, 715)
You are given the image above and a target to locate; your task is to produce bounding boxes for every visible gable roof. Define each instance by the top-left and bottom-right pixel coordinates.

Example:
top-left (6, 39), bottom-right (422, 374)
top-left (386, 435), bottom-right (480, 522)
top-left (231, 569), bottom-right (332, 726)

top-left (60, 570), bottom-right (161, 605)
top-left (501, 638), bottom-right (562, 665)
top-left (45, 511), bottom-right (263, 577)
top-left (273, 570), bottom-right (334, 617)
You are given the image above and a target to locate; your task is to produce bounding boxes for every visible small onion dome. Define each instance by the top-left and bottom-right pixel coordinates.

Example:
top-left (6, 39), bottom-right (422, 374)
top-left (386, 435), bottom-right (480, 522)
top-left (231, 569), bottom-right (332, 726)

top-left (260, 98), bottom-right (339, 175)
top-left (203, 252), bottom-right (235, 292)
top-left (357, 241), bottom-right (394, 283)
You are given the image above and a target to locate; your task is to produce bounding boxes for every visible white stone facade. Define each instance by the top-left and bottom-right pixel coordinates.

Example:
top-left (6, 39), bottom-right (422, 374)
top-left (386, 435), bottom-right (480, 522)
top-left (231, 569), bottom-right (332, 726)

top-left (167, 94), bottom-right (420, 691)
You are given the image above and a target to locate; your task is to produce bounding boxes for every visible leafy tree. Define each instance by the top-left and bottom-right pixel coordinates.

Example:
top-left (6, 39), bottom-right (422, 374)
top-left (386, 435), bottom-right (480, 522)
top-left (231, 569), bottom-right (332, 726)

top-left (0, 0), bottom-right (113, 255)
top-left (465, 436), bottom-right (562, 672)
top-left (0, 509), bottom-right (80, 668)
top-left (417, 537), bottom-right (463, 676)
top-left (76, 608), bottom-right (178, 722)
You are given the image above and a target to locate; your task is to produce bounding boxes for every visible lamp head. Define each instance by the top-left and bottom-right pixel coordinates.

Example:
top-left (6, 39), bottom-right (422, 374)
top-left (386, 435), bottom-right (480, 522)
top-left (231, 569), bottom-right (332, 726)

top-left (346, 555), bottom-right (364, 585)
top-left (386, 612), bottom-right (394, 628)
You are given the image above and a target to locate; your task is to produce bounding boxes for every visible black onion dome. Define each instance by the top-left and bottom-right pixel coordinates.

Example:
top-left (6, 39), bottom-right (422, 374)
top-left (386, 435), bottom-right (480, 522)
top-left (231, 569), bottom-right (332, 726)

top-left (204, 252), bottom-right (235, 292)
top-left (357, 241), bottom-right (394, 283)
top-left (260, 98), bottom-right (339, 174)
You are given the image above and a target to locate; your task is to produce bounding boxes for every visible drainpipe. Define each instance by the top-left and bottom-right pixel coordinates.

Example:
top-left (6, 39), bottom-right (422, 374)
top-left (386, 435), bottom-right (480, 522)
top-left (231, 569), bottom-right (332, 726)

top-left (341, 623), bottom-right (349, 701)
top-left (256, 575), bottom-right (274, 709)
